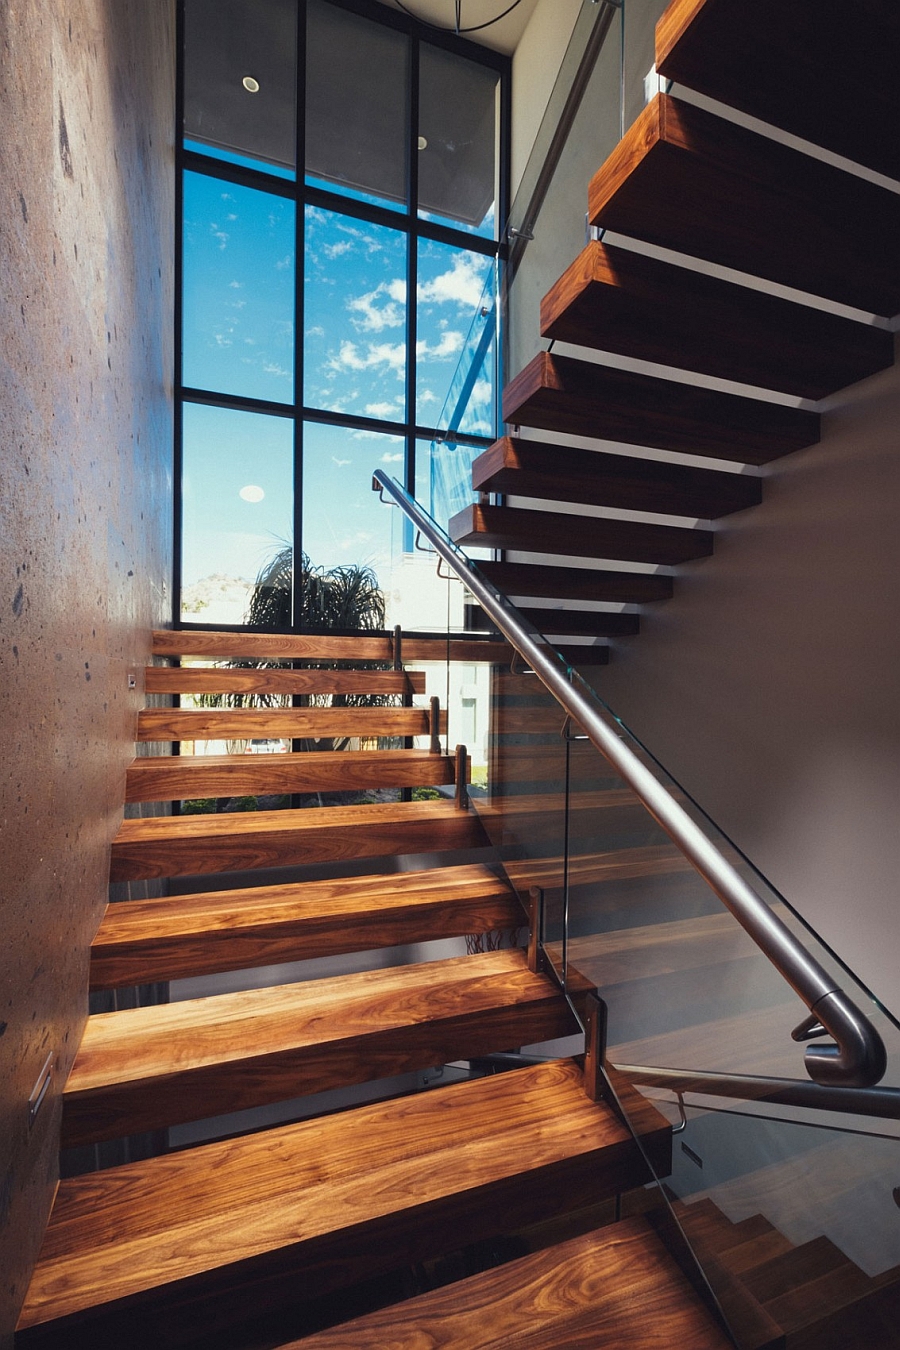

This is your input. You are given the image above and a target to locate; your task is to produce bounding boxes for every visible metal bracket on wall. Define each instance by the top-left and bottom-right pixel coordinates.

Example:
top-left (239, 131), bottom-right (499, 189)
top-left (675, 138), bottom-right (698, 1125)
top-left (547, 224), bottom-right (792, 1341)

top-left (28, 1053), bottom-right (53, 1128)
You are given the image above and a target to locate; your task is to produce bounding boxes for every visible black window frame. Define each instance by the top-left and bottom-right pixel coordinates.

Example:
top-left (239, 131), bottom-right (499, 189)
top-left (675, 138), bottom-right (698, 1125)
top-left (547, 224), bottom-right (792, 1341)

top-left (173, 0), bottom-right (511, 632)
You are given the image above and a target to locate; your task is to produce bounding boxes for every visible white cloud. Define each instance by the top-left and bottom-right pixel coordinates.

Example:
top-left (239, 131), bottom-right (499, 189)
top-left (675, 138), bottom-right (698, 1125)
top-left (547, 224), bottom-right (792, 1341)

top-left (210, 225), bottom-right (229, 250)
top-left (305, 325), bottom-right (325, 337)
top-left (328, 340), bottom-right (405, 375)
top-left (380, 451), bottom-right (404, 463)
top-left (262, 362), bottom-right (291, 379)
top-left (324, 240), bottom-right (354, 259)
top-left (229, 281), bottom-right (243, 289)
top-left (418, 253), bottom-right (486, 310)
top-left (331, 456), bottom-right (351, 467)
top-left (275, 254), bottom-right (293, 270)
top-left (347, 285), bottom-right (403, 333)
top-left (418, 389), bottom-right (439, 405)
top-left (416, 330), bottom-right (464, 361)
top-left (366, 401), bottom-right (402, 418)
top-left (387, 278), bottom-right (407, 303)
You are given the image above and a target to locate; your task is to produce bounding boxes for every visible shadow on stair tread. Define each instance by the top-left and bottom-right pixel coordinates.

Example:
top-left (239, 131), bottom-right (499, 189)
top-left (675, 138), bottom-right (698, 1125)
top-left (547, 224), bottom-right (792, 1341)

top-left (503, 351), bottom-right (819, 463)
top-left (17, 1060), bottom-right (669, 1347)
top-left (655, 0), bottom-right (900, 183)
top-left (589, 94), bottom-right (900, 317)
top-left (125, 748), bottom-right (460, 802)
top-left (276, 1216), bottom-right (734, 1350)
top-left (110, 798), bottom-right (487, 882)
top-left (90, 862), bottom-right (523, 989)
top-left (540, 240), bottom-right (894, 400)
top-left (64, 949), bottom-right (577, 1148)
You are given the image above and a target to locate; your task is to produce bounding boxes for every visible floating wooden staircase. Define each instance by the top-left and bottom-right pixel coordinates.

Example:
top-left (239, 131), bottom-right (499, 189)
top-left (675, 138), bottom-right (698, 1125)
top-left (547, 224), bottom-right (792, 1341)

top-left (450, 1), bottom-right (897, 656)
top-left (20, 1), bottom-right (900, 1345)
top-left (16, 628), bottom-right (682, 1349)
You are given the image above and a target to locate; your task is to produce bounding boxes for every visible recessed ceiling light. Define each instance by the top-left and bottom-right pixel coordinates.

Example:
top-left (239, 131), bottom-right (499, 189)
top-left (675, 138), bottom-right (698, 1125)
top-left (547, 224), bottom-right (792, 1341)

top-left (239, 484), bottom-right (265, 503)
top-left (417, 136), bottom-right (428, 150)
top-left (242, 76), bottom-right (260, 93)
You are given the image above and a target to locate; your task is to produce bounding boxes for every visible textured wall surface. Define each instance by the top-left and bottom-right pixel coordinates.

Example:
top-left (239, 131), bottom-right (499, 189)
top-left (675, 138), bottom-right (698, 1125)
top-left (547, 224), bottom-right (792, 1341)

top-left (0, 0), bottom-right (175, 1337)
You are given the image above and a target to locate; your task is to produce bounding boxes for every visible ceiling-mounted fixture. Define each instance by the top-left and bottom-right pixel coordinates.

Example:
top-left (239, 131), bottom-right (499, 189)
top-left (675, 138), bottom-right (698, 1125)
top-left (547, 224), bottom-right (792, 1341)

top-left (242, 75), bottom-right (260, 92)
top-left (390, 0), bottom-right (524, 37)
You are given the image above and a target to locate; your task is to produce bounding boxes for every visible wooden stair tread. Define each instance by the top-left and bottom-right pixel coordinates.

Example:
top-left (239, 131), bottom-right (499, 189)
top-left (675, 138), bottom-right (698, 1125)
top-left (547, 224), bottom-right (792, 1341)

top-left (656, 0), bottom-right (900, 184)
top-left (136, 706), bottom-right (442, 743)
top-left (541, 241), bottom-right (893, 400)
top-left (151, 630), bottom-right (514, 664)
top-left (18, 1060), bottom-right (668, 1334)
top-left (144, 666), bottom-right (426, 696)
top-left (589, 94), bottom-right (900, 316)
top-left (282, 1216), bottom-right (733, 1349)
top-left (469, 603), bottom-right (640, 639)
top-left (63, 949), bottom-right (577, 1146)
top-left (477, 560), bottom-right (674, 604)
top-left (472, 434), bottom-right (763, 518)
top-left (450, 504), bottom-right (712, 566)
top-left (109, 799), bottom-right (486, 882)
top-left (502, 352), bottom-right (818, 464)
top-left (91, 863), bottom-right (522, 988)
top-left (125, 749), bottom-right (458, 802)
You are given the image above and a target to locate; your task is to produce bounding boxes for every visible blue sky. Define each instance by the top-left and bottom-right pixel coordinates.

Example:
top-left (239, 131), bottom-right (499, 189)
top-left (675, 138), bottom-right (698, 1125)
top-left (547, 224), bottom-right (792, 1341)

top-left (180, 170), bottom-right (495, 602)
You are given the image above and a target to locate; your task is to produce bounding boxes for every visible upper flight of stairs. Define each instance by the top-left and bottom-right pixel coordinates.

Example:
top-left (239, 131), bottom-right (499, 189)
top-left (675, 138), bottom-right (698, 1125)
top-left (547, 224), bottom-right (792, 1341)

top-left (450, 0), bottom-right (898, 657)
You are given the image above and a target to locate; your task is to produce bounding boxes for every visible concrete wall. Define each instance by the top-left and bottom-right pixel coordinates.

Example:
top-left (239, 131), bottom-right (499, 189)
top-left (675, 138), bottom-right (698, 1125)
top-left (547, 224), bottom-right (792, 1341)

top-left (0, 0), bottom-right (175, 1338)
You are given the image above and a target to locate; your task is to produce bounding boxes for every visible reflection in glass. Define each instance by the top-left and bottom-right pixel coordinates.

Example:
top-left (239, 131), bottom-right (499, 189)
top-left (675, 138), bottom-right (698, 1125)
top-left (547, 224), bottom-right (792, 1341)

top-left (305, 0), bottom-right (409, 213)
top-left (418, 43), bottom-right (499, 238)
top-left (181, 402), bottom-right (293, 626)
top-left (184, 0), bottom-right (297, 175)
top-left (417, 240), bottom-right (494, 423)
top-left (304, 207), bottom-right (408, 420)
top-left (182, 172), bottom-right (295, 403)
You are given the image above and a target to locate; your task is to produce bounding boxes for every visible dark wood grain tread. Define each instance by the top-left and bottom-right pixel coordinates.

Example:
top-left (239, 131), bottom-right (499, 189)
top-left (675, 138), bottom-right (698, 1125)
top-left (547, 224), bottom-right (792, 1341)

top-left (468, 603), bottom-right (640, 639)
top-left (151, 630), bottom-right (514, 664)
top-left (281, 1216), bottom-right (733, 1348)
top-left (125, 749), bottom-right (460, 802)
top-left (588, 93), bottom-right (900, 316)
top-left (477, 560), bottom-right (674, 604)
top-left (656, 0), bottom-right (900, 184)
top-left (90, 863), bottom-right (523, 989)
top-left (144, 665), bottom-right (426, 696)
top-left (502, 352), bottom-right (818, 464)
top-left (472, 434), bottom-right (762, 518)
top-left (541, 241), bottom-right (893, 400)
top-left (450, 504), bottom-right (712, 566)
top-left (136, 705), bottom-right (443, 743)
top-left (109, 799), bottom-right (487, 882)
top-left (63, 949), bottom-right (577, 1147)
top-left (18, 1060), bottom-right (668, 1337)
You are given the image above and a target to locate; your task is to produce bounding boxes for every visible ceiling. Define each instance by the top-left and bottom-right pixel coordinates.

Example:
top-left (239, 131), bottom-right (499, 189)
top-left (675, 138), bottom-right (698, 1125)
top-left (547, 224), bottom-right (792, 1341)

top-left (373, 0), bottom-right (540, 54)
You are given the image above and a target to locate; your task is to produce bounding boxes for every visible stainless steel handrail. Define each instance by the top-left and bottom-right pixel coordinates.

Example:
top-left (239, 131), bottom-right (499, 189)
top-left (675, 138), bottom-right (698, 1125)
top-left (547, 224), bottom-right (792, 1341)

top-left (372, 470), bottom-right (888, 1090)
top-left (616, 1065), bottom-right (900, 1122)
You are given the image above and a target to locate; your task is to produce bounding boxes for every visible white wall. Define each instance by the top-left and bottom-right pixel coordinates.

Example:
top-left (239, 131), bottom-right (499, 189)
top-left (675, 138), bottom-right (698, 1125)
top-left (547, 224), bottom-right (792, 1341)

top-left (597, 341), bottom-right (900, 1017)
top-left (510, 0), bottom-right (581, 196)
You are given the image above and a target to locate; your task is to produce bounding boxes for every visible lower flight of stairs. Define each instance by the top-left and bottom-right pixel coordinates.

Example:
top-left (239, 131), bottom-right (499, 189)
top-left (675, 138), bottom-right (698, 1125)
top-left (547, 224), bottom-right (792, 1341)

top-left (16, 628), bottom-right (691, 1350)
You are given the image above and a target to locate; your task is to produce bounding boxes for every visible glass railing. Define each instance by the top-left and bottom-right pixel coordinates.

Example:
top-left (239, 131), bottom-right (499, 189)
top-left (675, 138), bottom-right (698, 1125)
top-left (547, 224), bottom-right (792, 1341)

top-left (372, 470), bottom-right (900, 1349)
top-left (502, 0), bottom-right (677, 386)
top-left (425, 262), bottom-right (498, 535)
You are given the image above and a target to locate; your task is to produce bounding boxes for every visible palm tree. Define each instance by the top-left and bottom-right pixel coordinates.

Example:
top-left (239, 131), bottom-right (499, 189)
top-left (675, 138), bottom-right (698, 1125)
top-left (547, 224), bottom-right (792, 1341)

top-left (246, 547), bottom-right (384, 632)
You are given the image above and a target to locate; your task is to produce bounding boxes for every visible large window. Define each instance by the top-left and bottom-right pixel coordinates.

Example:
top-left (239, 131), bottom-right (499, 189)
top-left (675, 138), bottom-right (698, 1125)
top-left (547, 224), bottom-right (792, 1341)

top-left (177, 0), bottom-right (508, 629)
